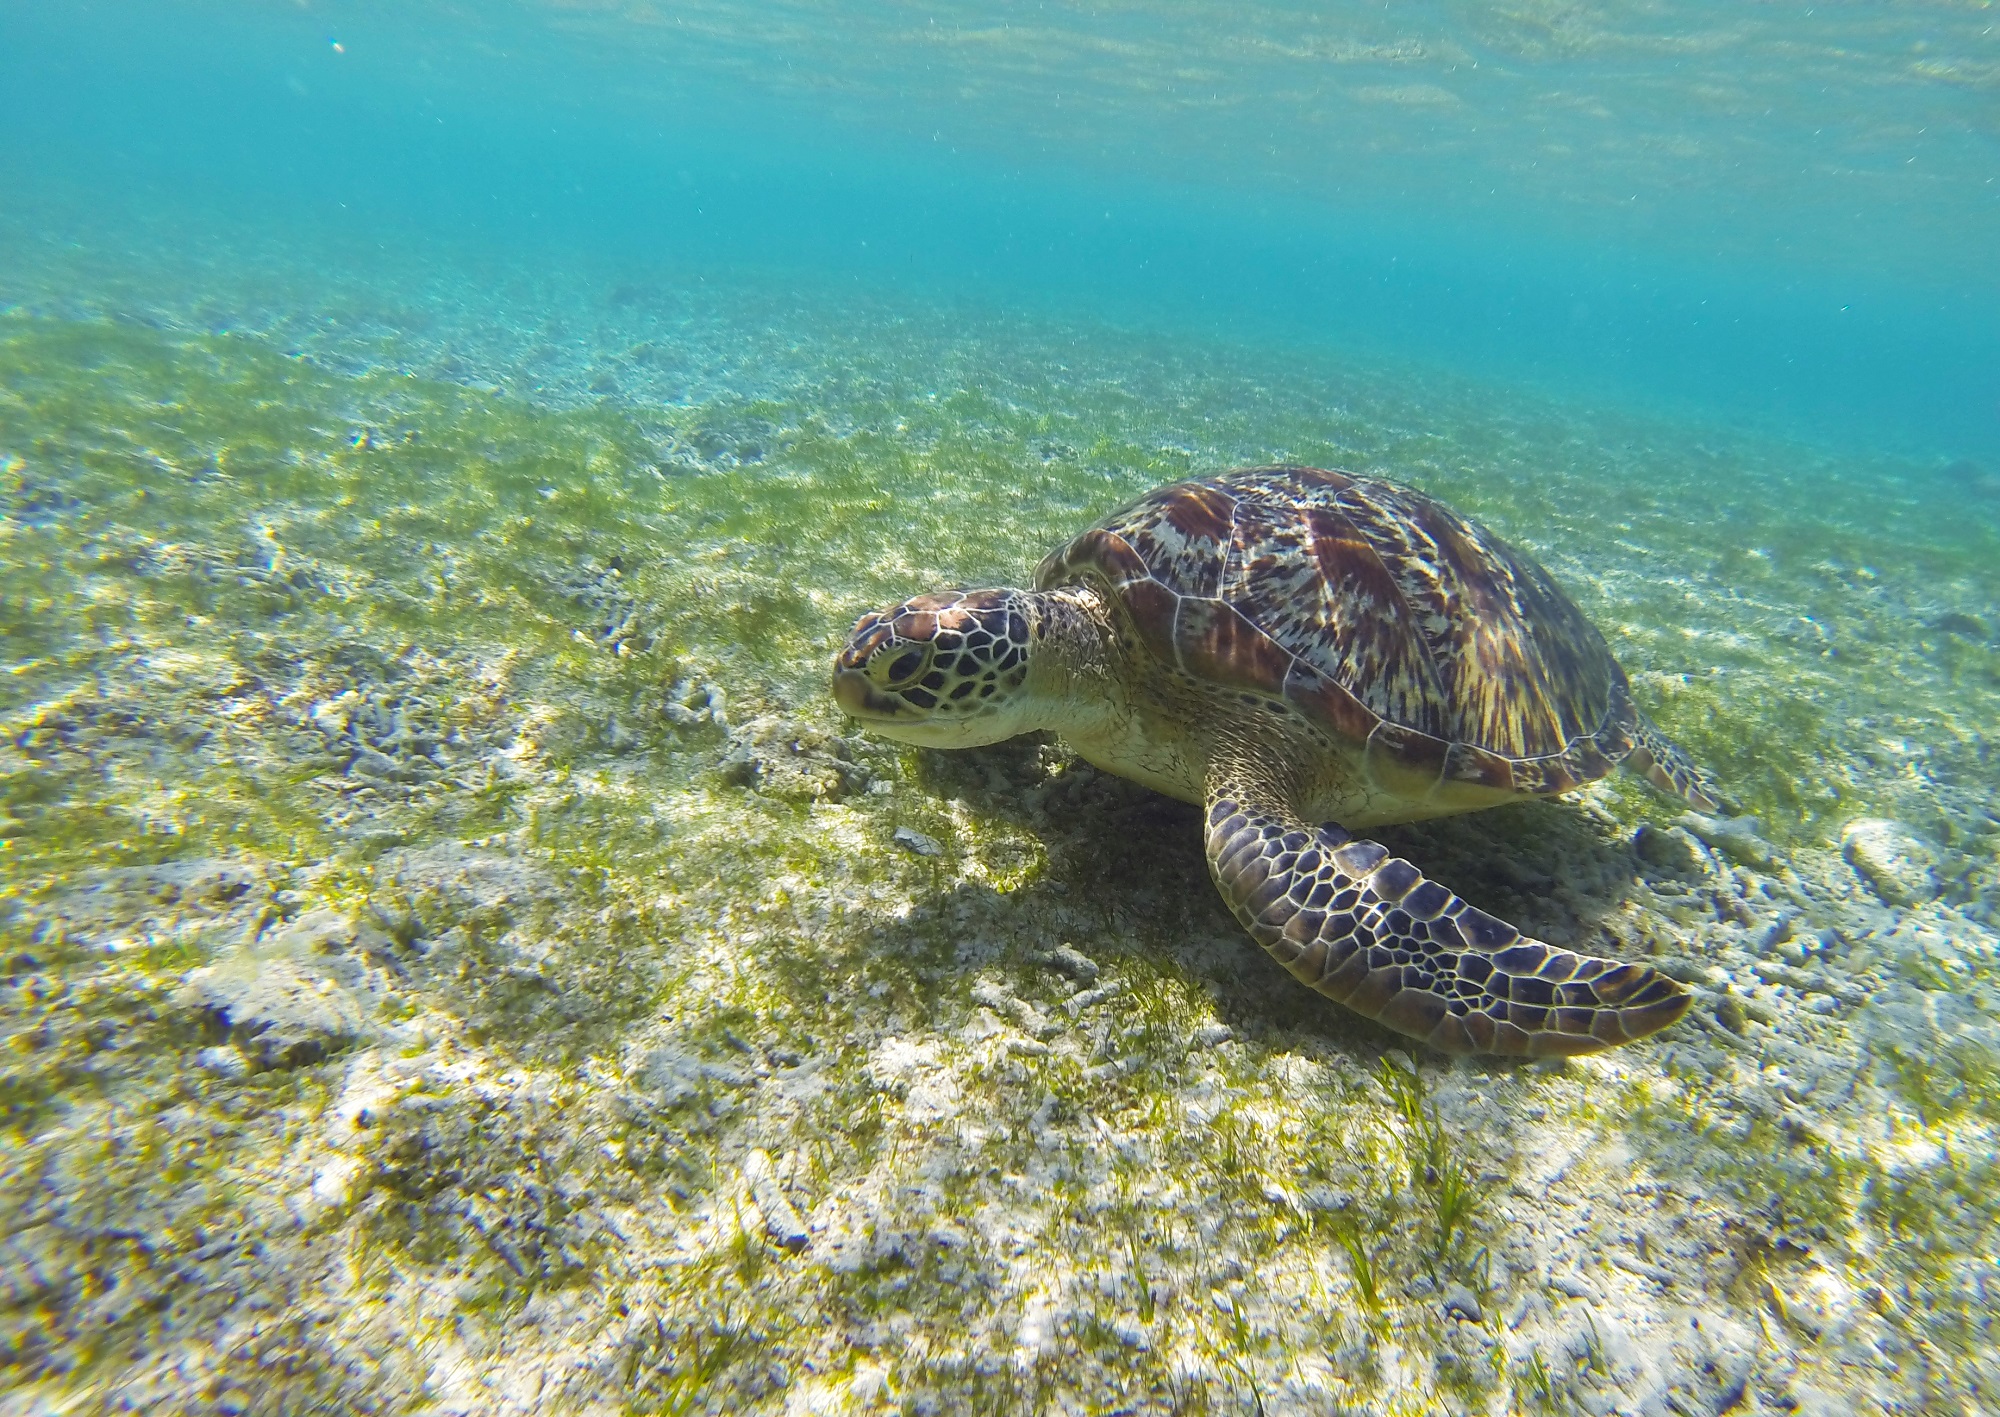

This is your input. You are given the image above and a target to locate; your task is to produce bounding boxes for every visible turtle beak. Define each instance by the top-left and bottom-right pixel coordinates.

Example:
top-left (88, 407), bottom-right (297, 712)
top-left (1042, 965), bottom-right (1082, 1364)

top-left (834, 613), bottom-right (905, 720)
top-left (832, 666), bottom-right (900, 720)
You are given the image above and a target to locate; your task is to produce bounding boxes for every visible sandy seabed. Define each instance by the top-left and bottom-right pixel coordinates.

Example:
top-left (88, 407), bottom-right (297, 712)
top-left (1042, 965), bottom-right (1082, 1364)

top-left (2, 204), bottom-right (1998, 1416)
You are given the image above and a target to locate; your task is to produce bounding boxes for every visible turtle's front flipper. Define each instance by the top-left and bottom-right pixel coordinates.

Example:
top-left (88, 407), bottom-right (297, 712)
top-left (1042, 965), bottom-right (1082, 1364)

top-left (1203, 787), bottom-right (1689, 1057)
top-left (1625, 713), bottom-right (1721, 813)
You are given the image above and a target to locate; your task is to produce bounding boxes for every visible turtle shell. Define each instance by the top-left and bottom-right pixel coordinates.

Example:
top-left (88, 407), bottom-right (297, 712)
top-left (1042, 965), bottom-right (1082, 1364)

top-left (1033, 466), bottom-right (1641, 798)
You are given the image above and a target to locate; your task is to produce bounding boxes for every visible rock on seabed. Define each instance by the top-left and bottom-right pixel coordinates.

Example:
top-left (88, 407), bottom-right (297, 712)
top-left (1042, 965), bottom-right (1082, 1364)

top-left (1841, 817), bottom-right (1941, 907)
top-left (178, 957), bottom-right (369, 1070)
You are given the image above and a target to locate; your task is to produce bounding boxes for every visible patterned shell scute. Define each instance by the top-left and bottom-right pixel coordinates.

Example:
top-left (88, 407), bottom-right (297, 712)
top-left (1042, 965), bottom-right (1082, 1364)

top-left (1035, 465), bottom-right (1639, 780)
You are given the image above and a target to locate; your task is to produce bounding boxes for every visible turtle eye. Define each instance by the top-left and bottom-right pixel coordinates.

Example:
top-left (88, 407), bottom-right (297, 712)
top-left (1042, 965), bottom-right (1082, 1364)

top-left (881, 648), bottom-right (928, 686)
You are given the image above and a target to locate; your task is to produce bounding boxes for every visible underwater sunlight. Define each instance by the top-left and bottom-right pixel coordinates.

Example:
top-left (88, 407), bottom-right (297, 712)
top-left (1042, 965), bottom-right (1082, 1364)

top-left (2, 2), bottom-right (1997, 1413)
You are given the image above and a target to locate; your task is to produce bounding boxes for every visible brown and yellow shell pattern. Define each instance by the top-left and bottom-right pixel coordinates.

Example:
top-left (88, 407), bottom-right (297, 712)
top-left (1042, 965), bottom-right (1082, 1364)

top-left (1034, 465), bottom-right (1642, 797)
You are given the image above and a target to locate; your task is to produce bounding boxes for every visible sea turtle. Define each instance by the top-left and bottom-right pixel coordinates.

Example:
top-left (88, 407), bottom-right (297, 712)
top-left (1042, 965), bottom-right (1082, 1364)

top-left (832, 466), bottom-right (1719, 1057)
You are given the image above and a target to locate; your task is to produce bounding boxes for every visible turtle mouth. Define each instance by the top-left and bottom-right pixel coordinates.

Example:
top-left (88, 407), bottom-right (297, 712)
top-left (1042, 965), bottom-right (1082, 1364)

top-left (832, 667), bottom-right (909, 720)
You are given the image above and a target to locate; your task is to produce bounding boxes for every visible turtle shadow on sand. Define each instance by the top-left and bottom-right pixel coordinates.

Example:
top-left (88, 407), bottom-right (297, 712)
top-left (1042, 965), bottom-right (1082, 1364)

top-left (900, 739), bottom-right (1660, 1065)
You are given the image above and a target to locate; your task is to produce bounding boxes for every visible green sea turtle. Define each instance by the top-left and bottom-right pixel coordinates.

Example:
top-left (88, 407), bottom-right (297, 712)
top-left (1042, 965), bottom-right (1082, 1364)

top-left (833, 466), bottom-right (1718, 1057)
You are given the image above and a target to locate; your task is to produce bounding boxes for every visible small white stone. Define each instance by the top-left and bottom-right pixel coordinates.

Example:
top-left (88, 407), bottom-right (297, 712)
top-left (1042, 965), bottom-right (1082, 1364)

top-left (961, 1007), bottom-right (1006, 1042)
top-left (1679, 811), bottom-right (1775, 868)
top-left (310, 1154), bottom-right (366, 1211)
top-left (1042, 944), bottom-right (1100, 983)
top-left (892, 826), bottom-right (944, 858)
top-left (1013, 1289), bottom-right (1056, 1369)
top-left (744, 1148), bottom-right (809, 1252)
top-left (848, 1361), bottom-right (890, 1405)
top-left (1441, 1283), bottom-right (1483, 1323)
top-left (194, 1045), bottom-right (249, 1080)
top-left (903, 1074), bottom-right (963, 1124)
top-left (1842, 818), bottom-right (1939, 907)
top-left (1633, 823), bottom-right (1701, 874)
top-left (1064, 979), bottom-right (1129, 1015)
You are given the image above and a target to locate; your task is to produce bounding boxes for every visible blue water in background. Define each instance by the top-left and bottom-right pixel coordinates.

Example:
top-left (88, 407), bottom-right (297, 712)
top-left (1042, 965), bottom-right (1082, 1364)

top-left (4, 0), bottom-right (1997, 460)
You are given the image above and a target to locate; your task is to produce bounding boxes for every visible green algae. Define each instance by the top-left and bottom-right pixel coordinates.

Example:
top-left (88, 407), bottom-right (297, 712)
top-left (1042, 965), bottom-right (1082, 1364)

top-left (9, 302), bottom-right (1998, 869)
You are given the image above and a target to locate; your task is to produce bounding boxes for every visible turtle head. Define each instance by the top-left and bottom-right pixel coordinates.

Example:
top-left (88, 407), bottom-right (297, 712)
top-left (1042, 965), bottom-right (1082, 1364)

top-left (833, 590), bottom-right (1040, 747)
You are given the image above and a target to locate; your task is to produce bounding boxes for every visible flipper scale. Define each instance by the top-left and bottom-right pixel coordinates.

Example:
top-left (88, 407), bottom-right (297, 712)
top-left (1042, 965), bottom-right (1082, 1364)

top-left (1204, 783), bottom-right (1689, 1057)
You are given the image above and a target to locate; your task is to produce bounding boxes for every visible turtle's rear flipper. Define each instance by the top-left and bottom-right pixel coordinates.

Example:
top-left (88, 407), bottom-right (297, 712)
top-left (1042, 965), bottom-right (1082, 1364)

top-left (1204, 789), bottom-right (1689, 1057)
top-left (1625, 714), bottom-right (1721, 813)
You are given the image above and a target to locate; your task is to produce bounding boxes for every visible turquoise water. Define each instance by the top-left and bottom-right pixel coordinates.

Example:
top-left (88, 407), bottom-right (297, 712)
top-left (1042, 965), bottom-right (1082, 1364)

top-left (4, 4), bottom-right (1999, 1414)
top-left (6, 1), bottom-right (1998, 455)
